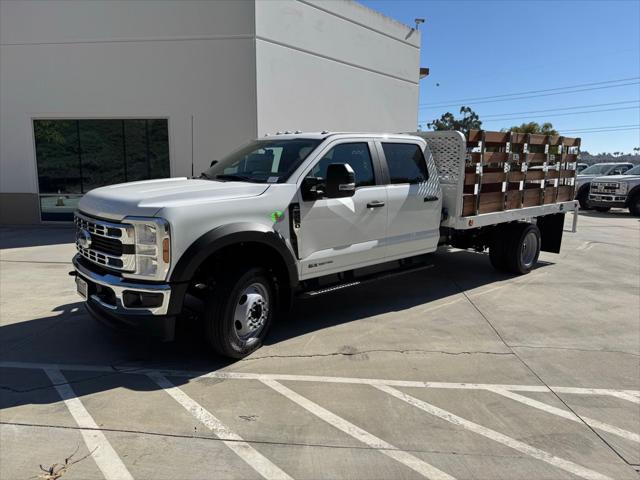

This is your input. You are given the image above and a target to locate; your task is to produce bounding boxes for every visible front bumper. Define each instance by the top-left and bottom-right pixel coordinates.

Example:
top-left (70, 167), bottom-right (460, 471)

top-left (72, 255), bottom-right (185, 340)
top-left (588, 193), bottom-right (627, 208)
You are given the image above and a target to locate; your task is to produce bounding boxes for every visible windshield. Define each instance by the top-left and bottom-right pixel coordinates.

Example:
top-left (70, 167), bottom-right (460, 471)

top-left (579, 164), bottom-right (614, 175)
top-left (624, 165), bottom-right (640, 175)
top-left (201, 138), bottom-right (322, 183)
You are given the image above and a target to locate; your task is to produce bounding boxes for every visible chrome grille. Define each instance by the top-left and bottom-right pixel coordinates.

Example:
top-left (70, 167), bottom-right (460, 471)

top-left (591, 182), bottom-right (619, 193)
top-left (74, 212), bottom-right (135, 272)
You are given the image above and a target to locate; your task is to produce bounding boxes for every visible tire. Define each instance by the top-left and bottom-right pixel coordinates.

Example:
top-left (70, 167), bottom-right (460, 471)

top-left (593, 207), bottom-right (611, 212)
top-left (203, 266), bottom-right (275, 359)
top-left (629, 193), bottom-right (640, 217)
top-left (576, 186), bottom-right (591, 210)
top-left (504, 223), bottom-right (541, 275)
top-left (489, 226), bottom-right (509, 272)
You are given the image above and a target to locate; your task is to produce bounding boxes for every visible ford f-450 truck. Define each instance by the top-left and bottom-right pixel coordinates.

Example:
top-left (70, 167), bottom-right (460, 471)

top-left (588, 164), bottom-right (640, 215)
top-left (72, 130), bottom-right (579, 358)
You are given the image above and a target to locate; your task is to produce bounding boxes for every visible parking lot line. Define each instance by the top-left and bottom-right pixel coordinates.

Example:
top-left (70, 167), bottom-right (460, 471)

top-left (487, 388), bottom-right (640, 443)
top-left (44, 368), bottom-right (134, 480)
top-left (552, 387), bottom-right (640, 405)
top-left (374, 384), bottom-right (613, 480)
top-left (2, 361), bottom-right (638, 400)
top-left (147, 372), bottom-right (292, 480)
top-left (261, 379), bottom-right (456, 480)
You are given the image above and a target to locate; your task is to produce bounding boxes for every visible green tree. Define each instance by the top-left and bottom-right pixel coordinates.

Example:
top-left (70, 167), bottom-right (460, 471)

top-left (505, 122), bottom-right (558, 135)
top-left (427, 106), bottom-right (482, 135)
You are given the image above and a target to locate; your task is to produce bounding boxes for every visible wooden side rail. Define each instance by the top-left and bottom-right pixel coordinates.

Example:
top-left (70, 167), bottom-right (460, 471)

top-left (461, 129), bottom-right (580, 216)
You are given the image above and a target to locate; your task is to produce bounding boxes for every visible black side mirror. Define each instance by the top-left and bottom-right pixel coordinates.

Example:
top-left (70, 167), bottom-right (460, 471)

top-left (326, 163), bottom-right (355, 198)
top-left (301, 177), bottom-right (324, 201)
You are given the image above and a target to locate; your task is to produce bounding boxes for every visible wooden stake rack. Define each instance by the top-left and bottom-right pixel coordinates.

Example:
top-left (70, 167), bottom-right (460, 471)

top-left (462, 130), bottom-right (580, 217)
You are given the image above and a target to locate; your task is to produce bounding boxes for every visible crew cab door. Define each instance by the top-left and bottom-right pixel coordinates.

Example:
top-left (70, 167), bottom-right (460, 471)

top-left (376, 140), bottom-right (441, 259)
top-left (295, 140), bottom-right (388, 279)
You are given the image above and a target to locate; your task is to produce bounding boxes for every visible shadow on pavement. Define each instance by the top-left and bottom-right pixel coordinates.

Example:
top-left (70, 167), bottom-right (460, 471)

top-left (578, 209), bottom-right (634, 219)
top-left (0, 225), bottom-right (75, 250)
top-left (0, 247), bottom-right (554, 409)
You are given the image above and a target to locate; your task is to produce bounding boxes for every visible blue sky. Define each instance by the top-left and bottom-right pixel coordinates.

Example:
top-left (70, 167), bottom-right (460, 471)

top-left (360, 0), bottom-right (640, 154)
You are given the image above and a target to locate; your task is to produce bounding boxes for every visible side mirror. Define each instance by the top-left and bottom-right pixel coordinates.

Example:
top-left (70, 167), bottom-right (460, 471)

top-left (326, 163), bottom-right (355, 198)
top-left (210, 160), bottom-right (218, 167)
top-left (301, 177), bottom-right (324, 201)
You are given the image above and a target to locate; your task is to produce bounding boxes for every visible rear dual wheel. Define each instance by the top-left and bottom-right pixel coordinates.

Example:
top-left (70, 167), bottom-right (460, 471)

top-left (489, 223), bottom-right (541, 275)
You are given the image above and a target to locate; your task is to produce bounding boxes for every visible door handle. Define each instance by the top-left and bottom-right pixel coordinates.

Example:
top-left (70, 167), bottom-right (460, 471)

top-left (423, 196), bottom-right (439, 202)
top-left (367, 201), bottom-right (385, 208)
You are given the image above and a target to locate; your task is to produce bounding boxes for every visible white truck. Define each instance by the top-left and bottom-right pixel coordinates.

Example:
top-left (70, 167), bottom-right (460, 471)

top-left (588, 164), bottom-right (640, 215)
top-left (71, 130), bottom-right (579, 358)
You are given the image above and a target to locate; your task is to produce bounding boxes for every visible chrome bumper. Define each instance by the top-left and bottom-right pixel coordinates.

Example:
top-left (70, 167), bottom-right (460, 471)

top-left (73, 255), bottom-right (171, 316)
top-left (589, 193), bottom-right (627, 203)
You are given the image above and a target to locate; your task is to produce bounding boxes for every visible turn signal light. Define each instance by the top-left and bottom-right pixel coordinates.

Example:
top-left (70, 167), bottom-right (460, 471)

top-left (162, 238), bottom-right (170, 263)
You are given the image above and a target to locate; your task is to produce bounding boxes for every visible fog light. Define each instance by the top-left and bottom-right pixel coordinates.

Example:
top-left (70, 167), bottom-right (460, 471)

top-left (123, 291), bottom-right (164, 308)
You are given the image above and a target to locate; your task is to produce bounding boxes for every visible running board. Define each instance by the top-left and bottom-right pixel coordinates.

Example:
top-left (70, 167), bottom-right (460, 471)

top-left (298, 263), bottom-right (434, 299)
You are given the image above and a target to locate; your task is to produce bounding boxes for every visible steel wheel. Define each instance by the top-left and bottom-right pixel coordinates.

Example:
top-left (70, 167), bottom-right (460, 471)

top-left (233, 282), bottom-right (270, 341)
top-left (520, 230), bottom-right (539, 269)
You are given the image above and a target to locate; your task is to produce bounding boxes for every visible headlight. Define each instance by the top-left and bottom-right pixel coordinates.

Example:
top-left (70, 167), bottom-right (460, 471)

top-left (618, 183), bottom-right (628, 194)
top-left (123, 217), bottom-right (171, 281)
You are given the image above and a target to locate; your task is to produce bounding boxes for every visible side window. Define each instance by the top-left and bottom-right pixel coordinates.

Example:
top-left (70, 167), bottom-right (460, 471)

top-left (382, 143), bottom-right (428, 184)
top-left (611, 165), bottom-right (630, 175)
top-left (307, 142), bottom-right (375, 188)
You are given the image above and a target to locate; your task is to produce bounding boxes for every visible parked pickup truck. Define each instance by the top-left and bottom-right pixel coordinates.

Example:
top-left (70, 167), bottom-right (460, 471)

top-left (575, 162), bottom-right (634, 209)
top-left (588, 164), bottom-right (640, 215)
top-left (72, 130), bottom-right (579, 358)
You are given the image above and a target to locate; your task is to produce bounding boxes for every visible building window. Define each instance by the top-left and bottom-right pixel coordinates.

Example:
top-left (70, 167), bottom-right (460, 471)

top-left (34, 119), bottom-right (169, 221)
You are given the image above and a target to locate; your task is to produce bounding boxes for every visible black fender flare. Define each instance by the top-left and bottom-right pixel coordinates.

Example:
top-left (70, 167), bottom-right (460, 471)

top-left (577, 183), bottom-right (590, 197)
top-left (170, 222), bottom-right (298, 287)
top-left (625, 185), bottom-right (640, 206)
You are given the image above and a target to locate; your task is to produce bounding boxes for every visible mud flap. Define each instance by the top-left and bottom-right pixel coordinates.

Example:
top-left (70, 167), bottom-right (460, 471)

top-left (537, 213), bottom-right (565, 253)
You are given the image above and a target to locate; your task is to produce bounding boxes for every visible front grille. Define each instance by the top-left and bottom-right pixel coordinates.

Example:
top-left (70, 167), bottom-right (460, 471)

top-left (591, 182), bottom-right (619, 193)
top-left (74, 212), bottom-right (135, 272)
top-left (90, 235), bottom-right (124, 256)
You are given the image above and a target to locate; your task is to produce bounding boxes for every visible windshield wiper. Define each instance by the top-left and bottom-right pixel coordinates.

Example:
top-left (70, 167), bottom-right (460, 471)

top-left (215, 174), bottom-right (260, 183)
top-left (199, 172), bottom-right (215, 180)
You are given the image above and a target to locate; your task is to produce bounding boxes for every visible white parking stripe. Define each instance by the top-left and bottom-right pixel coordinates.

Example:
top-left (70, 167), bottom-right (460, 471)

top-left (2, 361), bottom-right (638, 400)
top-left (374, 384), bottom-right (612, 480)
top-left (147, 372), bottom-right (292, 480)
top-left (487, 388), bottom-right (640, 443)
top-left (552, 387), bottom-right (640, 405)
top-left (44, 368), bottom-right (134, 480)
top-left (261, 379), bottom-right (456, 480)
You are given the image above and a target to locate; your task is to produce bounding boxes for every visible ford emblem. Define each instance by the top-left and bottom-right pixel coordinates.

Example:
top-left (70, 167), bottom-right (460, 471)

top-left (77, 228), bottom-right (92, 249)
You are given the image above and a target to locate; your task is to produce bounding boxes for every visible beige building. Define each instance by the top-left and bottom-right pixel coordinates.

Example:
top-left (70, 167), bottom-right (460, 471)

top-left (0, 0), bottom-right (423, 224)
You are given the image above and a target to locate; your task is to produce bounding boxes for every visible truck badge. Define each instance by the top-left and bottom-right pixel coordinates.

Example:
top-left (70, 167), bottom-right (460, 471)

top-left (77, 228), bottom-right (92, 249)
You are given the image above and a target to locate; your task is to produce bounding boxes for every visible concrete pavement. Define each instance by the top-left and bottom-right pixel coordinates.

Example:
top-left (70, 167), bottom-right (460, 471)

top-left (1, 210), bottom-right (638, 479)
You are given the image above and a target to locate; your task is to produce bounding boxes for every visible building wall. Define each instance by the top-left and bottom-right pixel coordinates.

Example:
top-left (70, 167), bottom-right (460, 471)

top-left (0, 0), bottom-right (421, 224)
top-left (255, 0), bottom-right (420, 135)
top-left (0, 0), bottom-right (258, 223)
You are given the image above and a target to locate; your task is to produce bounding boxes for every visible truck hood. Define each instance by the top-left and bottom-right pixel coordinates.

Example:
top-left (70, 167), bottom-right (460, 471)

top-left (592, 174), bottom-right (639, 182)
top-left (78, 177), bottom-right (270, 221)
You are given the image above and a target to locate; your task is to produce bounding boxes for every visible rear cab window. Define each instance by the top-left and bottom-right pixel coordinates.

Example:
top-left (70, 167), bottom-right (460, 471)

top-left (381, 143), bottom-right (428, 184)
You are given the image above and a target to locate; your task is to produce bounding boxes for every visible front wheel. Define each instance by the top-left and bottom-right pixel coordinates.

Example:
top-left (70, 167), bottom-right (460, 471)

top-left (629, 194), bottom-right (640, 217)
top-left (203, 266), bottom-right (275, 358)
top-left (577, 187), bottom-right (591, 210)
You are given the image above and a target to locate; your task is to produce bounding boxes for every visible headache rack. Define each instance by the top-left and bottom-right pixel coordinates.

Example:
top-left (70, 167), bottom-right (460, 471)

top-left (416, 129), bottom-right (580, 230)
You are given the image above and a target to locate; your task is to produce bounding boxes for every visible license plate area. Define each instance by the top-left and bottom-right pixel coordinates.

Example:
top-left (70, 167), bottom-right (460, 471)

top-left (76, 276), bottom-right (88, 300)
